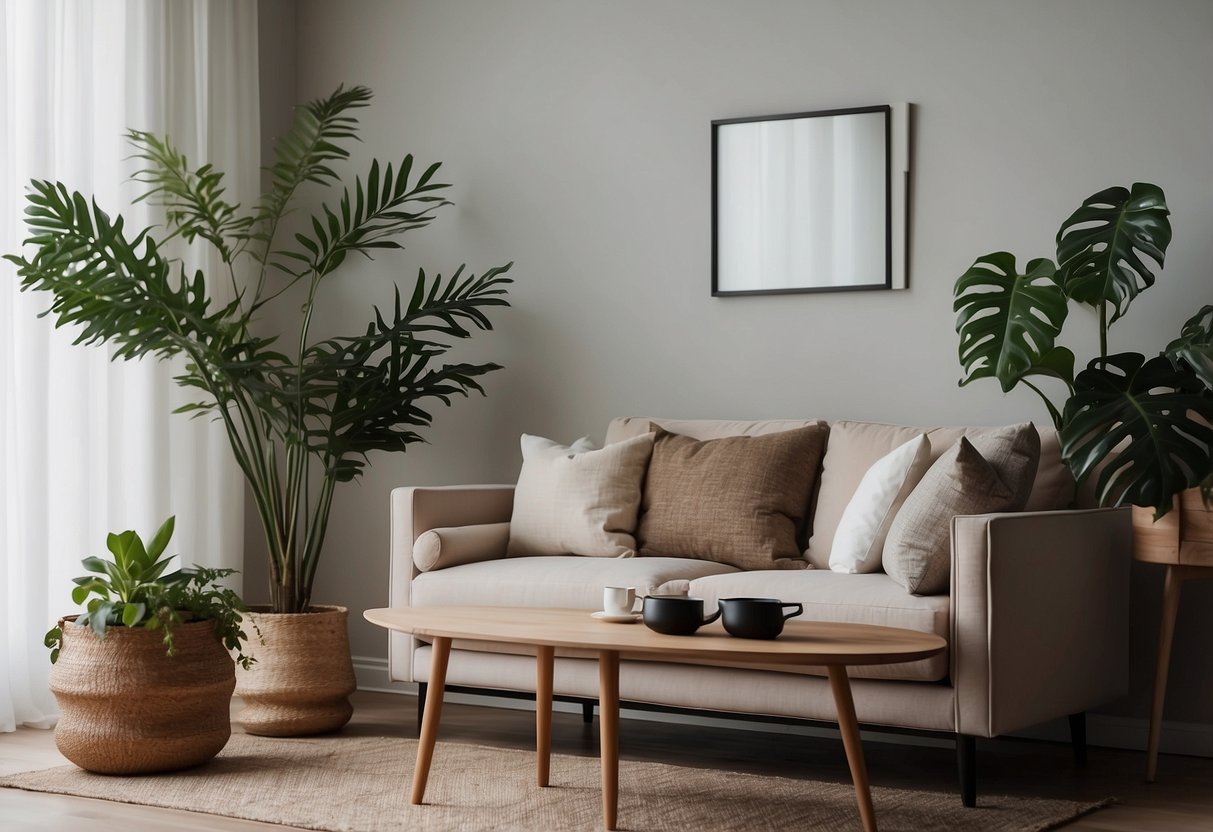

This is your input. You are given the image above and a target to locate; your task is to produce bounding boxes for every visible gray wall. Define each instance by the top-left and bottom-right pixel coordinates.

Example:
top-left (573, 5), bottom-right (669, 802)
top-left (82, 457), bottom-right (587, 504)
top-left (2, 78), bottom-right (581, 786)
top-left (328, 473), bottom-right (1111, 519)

top-left (258, 0), bottom-right (1213, 730)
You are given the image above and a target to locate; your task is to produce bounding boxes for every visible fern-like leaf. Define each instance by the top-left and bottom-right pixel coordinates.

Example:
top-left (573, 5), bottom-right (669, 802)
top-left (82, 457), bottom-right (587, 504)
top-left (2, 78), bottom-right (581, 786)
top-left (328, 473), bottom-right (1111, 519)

top-left (296, 263), bottom-right (513, 481)
top-left (128, 131), bottom-right (252, 262)
top-left (4, 180), bottom-right (233, 361)
top-left (290, 155), bottom-right (452, 280)
top-left (250, 85), bottom-right (373, 249)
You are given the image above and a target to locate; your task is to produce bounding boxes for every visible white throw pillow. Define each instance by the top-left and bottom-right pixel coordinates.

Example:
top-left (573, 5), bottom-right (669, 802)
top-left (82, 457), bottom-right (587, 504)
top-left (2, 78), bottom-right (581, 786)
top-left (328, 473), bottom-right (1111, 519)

top-left (828, 434), bottom-right (930, 574)
top-left (506, 432), bottom-right (656, 558)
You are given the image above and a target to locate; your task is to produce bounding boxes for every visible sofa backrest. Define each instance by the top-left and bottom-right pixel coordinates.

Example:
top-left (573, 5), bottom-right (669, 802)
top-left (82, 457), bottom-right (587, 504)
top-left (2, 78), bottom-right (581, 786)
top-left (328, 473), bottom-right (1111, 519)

top-left (606, 416), bottom-right (827, 442)
top-left (605, 416), bottom-right (1075, 569)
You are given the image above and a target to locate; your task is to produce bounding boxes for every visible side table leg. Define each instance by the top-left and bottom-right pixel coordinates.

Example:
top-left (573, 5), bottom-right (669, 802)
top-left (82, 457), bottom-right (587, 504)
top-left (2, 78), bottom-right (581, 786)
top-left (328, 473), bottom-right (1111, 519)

top-left (599, 650), bottom-right (620, 831)
top-left (1147, 565), bottom-right (1186, 782)
top-left (536, 645), bottom-right (555, 787)
top-left (411, 636), bottom-right (451, 805)
top-left (828, 665), bottom-right (877, 832)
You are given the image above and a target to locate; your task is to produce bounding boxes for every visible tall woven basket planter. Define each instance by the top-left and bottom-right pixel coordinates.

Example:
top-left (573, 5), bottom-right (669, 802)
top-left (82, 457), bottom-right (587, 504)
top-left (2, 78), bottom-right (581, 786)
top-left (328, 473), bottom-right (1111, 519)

top-left (235, 605), bottom-right (356, 736)
top-left (50, 617), bottom-right (236, 775)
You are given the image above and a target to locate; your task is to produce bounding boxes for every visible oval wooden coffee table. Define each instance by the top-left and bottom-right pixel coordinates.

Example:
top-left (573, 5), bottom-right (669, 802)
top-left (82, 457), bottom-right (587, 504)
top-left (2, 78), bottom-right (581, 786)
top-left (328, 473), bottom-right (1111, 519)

top-left (365, 605), bottom-right (945, 832)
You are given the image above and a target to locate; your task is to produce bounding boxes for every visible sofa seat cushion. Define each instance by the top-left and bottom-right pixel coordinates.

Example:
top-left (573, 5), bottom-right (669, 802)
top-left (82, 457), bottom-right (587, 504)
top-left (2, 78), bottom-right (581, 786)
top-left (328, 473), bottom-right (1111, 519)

top-left (686, 570), bottom-right (949, 681)
top-left (412, 555), bottom-right (739, 610)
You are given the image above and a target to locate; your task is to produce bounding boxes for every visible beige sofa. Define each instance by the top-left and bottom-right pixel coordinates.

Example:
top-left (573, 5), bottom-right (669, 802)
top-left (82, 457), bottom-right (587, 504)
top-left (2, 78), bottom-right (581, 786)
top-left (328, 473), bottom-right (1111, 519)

top-left (386, 417), bottom-right (1131, 805)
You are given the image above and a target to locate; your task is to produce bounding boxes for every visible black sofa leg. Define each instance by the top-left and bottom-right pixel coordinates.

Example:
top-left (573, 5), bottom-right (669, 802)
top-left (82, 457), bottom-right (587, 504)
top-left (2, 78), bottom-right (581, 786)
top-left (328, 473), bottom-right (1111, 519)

top-left (957, 734), bottom-right (977, 808)
top-left (416, 682), bottom-right (428, 731)
top-left (1069, 712), bottom-right (1088, 768)
top-left (582, 701), bottom-right (594, 724)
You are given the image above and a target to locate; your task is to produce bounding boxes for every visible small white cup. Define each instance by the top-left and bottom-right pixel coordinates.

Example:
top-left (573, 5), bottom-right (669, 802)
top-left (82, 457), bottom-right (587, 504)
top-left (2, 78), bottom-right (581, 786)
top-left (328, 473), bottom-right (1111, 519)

top-left (603, 586), bottom-right (637, 617)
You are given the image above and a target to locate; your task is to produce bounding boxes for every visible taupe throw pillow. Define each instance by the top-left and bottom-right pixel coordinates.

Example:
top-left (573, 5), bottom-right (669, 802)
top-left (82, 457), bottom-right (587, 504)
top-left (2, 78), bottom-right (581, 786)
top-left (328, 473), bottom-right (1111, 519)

top-left (507, 432), bottom-right (656, 558)
top-left (964, 423), bottom-right (1041, 510)
top-left (637, 425), bottom-right (828, 570)
top-left (883, 424), bottom-right (1041, 595)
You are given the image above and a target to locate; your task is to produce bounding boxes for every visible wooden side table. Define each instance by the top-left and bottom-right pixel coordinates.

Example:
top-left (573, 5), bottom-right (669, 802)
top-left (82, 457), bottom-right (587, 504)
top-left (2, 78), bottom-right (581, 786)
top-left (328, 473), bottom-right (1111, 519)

top-left (1132, 491), bottom-right (1213, 782)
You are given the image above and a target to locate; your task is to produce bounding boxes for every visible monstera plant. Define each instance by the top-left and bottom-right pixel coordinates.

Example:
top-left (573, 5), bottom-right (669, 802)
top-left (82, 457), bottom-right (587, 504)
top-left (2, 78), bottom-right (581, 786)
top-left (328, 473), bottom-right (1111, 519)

top-left (954, 183), bottom-right (1213, 518)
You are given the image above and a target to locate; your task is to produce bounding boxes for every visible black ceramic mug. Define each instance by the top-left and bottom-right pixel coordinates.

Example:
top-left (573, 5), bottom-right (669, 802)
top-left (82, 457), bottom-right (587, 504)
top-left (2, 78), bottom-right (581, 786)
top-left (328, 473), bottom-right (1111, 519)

top-left (718, 597), bottom-right (804, 639)
top-left (641, 596), bottom-right (721, 636)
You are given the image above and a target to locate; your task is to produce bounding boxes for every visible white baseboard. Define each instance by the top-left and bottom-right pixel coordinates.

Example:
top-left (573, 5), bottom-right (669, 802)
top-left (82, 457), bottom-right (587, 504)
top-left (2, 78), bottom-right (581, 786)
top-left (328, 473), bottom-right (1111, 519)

top-left (351, 655), bottom-right (1213, 758)
top-left (353, 655), bottom-right (416, 694)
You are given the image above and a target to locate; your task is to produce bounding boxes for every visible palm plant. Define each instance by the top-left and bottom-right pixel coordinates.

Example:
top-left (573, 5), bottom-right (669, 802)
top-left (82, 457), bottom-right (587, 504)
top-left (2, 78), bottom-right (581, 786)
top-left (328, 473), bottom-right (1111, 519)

top-left (954, 183), bottom-right (1213, 518)
top-left (7, 86), bottom-right (512, 612)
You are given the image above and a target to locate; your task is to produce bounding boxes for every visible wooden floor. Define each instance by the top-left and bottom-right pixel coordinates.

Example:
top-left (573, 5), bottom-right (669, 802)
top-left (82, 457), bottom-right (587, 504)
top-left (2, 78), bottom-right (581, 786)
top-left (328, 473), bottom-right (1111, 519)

top-left (2, 689), bottom-right (1211, 831)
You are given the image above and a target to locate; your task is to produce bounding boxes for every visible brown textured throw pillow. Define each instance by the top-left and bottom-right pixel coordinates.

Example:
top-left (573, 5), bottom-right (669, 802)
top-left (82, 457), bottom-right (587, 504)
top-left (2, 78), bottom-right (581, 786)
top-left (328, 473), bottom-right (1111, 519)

top-left (637, 425), bottom-right (828, 570)
top-left (883, 424), bottom-right (1041, 595)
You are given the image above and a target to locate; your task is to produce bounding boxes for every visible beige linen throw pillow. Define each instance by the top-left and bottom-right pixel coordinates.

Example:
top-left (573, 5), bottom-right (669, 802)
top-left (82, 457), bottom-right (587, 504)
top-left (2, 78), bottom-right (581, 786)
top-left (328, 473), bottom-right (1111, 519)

top-left (883, 424), bottom-right (1040, 595)
top-left (637, 425), bottom-right (828, 570)
top-left (507, 433), bottom-right (655, 558)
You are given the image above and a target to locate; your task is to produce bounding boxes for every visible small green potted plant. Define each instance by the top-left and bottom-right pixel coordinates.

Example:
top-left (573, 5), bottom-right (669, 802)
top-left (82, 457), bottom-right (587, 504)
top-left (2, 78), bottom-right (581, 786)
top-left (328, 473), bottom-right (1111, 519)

top-left (953, 182), bottom-right (1213, 519)
top-left (46, 516), bottom-right (254, 775)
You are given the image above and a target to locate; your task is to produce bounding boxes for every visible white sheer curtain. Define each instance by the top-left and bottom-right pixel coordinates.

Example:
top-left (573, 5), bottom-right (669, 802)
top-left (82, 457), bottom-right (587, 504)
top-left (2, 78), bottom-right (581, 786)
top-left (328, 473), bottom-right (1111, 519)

top-left (0, 0), bottom-right (259, 731)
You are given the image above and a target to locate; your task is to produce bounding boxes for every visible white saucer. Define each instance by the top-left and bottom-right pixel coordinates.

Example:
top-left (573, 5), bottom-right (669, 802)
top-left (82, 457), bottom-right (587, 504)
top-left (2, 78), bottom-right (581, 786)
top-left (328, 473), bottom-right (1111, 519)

top-left (591, 611), bottom-right (641, 623)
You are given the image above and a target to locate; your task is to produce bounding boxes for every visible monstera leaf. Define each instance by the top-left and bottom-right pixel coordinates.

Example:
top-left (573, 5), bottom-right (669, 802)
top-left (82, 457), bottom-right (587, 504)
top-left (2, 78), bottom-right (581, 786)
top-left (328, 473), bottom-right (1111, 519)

top-left (1165, 304), bottom-right (1213, 388)
top-left (1055, 183), bottom-right (1171, 324)
top-left (1061, 353), bottom-right (1213, 517)
top-left (954, 252), bottom-right (1073, 424)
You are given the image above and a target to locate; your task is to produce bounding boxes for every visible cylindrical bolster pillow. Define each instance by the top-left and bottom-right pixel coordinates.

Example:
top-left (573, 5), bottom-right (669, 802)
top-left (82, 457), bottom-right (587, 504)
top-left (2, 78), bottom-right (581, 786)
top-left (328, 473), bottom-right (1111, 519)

top-left (412, 522), bottom-right (512, 572)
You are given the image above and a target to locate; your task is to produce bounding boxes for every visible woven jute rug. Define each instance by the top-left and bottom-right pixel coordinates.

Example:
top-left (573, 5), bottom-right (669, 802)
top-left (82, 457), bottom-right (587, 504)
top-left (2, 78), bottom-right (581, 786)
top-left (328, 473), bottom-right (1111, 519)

top-left (0, 734), bottom-right (1109, 831)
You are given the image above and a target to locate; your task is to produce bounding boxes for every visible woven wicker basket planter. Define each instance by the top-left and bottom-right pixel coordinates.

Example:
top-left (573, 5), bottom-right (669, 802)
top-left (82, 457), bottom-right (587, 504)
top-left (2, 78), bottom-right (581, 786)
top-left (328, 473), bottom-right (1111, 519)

top-left (235, 605), bottom-right (356, 737)
top-left (50, 617), bottom-right (236, 775)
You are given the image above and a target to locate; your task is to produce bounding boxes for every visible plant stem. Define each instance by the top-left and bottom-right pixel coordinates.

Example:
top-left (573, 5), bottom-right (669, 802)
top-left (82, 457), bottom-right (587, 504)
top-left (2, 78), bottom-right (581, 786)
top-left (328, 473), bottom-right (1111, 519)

top-left (270, 274), bottom-right (325, 612)
top-left (299, 472), bottom-right (337, 611)
top-left (1100, 302), bottom-right (1108, 362)
top-left (1021, 378), bottom-right (1064, 431)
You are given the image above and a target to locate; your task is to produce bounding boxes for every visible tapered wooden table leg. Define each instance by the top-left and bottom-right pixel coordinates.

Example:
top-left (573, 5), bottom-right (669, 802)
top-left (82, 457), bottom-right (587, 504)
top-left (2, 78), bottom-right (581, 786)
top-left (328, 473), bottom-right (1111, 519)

top-left (828, 665), bottom-right (877, 832)
top-left (1146, 565), bottom-right (1191, 782)
top-left (411, 637), bottom-right (451, 805)
top-left (599, 650), bottom-right (620, 831)
top-left (536, 645), bottom-right (555, 787)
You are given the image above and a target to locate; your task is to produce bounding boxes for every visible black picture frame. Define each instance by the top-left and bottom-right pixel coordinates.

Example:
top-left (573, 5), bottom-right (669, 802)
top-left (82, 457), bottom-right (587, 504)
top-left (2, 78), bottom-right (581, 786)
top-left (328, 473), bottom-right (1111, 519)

top-left (711, 104), bottom-right (903, 297)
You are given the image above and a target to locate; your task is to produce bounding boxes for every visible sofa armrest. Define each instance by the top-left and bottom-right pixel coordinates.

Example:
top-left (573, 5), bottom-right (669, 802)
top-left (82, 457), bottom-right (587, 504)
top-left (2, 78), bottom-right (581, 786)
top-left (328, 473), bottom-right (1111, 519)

top-left (388, 485), bottom-right (515, 681)
top-left (951, 507), bottom-right (1131, 738)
